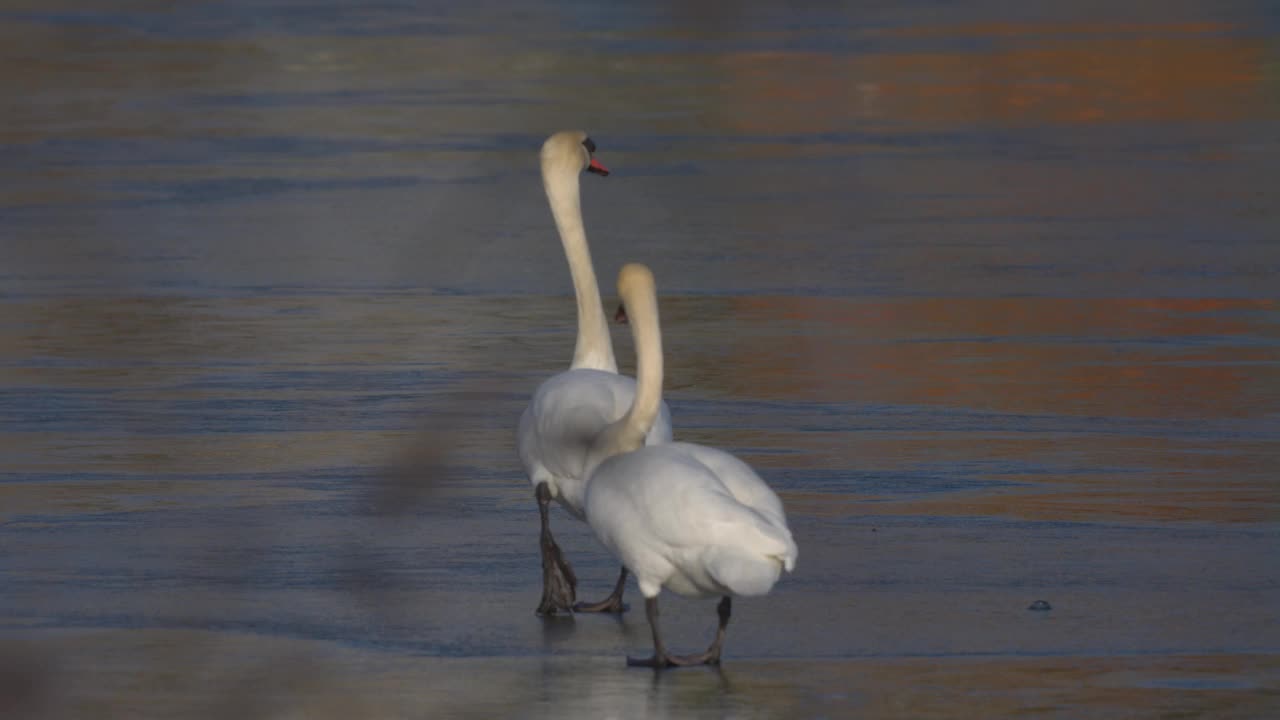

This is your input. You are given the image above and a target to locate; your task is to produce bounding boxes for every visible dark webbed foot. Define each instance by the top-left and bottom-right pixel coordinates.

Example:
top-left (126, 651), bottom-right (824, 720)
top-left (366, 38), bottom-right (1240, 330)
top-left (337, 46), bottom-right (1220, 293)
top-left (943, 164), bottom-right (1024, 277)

top-left (626, 595), bottom-right (733, 669)
top-left (536, 538), bottom-right (576, 616)
top-left (535, 482), bottom-right (577, 616)
top-left (626, 653), bottom-right (670, 668)
top-left (573, 566), bottom-right (630, 614)
top-left (626, 650), bottom-right (720, 668)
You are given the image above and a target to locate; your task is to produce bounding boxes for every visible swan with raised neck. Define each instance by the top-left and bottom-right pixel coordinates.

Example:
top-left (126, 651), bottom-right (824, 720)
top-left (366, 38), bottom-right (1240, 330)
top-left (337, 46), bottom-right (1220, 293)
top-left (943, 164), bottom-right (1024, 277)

top-left (540, 130), bottom-right (614, 372)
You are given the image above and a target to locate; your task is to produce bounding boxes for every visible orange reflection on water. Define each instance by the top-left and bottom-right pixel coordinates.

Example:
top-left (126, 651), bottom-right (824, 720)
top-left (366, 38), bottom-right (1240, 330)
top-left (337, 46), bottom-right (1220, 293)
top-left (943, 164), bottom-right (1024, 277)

top-left (877, 482), bottom-right (1280, 524)
top-left (711, 296), bottom-right (1279, 420)
top-left (681, 295), bottom-right (1280, 524)
top-left (713, 22), bottom-right (1270, 134)
top-left (720, 427), bottom-right (1280, 524)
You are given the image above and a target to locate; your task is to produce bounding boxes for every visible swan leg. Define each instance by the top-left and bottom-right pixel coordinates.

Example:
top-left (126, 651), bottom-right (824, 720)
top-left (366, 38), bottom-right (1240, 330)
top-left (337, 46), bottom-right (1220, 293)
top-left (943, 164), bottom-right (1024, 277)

top-left (627, 596), bottom-right (674, 667)
top-left (682, 595), bottom-right (732, 666)
top-left (627, 595), bottom-right (732, 668)
top-left (573, 566), bottom-right (630, 613)
top-left (535, 482), bottom-right (577, 616)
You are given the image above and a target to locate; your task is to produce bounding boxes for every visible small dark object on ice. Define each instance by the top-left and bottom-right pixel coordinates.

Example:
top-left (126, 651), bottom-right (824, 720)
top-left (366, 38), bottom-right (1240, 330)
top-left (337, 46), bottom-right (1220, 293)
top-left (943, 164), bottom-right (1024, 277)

top-left (1027, 600), bottom-right (1052, 611)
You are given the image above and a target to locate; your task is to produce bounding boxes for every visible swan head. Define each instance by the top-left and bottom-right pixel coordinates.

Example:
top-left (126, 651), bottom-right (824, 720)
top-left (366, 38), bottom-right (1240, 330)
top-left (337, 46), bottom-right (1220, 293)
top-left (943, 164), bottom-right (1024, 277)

top-left (612, 264), bottom-right (652, 326)
top-left (617, 262), bottom-right (655, 303)
top-left (541, 130), bottom-right (610, 179)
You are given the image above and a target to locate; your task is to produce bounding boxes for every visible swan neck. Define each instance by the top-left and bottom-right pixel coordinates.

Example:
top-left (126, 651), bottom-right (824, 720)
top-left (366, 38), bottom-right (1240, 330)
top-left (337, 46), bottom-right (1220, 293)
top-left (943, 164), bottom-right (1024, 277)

top-left (587, 280), bottom-right (663, 469)
top-left (622, 287), bottom-right (664, 441)
top-left (543, 166), bottom-right (616, 373)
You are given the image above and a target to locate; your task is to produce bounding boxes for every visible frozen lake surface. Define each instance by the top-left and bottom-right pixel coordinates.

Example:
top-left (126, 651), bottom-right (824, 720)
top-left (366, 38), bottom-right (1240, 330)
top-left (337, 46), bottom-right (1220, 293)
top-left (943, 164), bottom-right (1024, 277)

top-left (2, 1), bottom-right (1278, 717)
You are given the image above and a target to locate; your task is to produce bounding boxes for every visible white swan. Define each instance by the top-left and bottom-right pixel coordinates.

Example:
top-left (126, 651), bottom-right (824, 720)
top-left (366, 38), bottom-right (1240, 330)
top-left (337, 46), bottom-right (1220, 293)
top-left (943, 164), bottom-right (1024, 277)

top-left (518, 131), bottom-right (674, 616)
top-left (583, 264), bottom-right (797, 667)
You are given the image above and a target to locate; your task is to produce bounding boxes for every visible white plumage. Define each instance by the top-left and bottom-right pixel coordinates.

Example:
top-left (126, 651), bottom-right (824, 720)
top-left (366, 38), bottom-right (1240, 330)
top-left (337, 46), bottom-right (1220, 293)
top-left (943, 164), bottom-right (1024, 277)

top-left (587, 442), bottom-right (797, 598)
top-left (517, 131), bottom-right (672, 616)
top-left (583, 263), bottom-right (797, 668)
top-left (520, 369), bottom-right (671, 518)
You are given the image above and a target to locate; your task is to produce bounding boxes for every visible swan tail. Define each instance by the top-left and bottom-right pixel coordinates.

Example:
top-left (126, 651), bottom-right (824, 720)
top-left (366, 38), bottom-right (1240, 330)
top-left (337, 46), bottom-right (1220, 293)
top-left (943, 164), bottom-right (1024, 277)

top-left (741, 507), bottom-right (798, 572)
top-left (770, 526), bottom-right (798, 573)
top-left (704, 545), bottom-right (786, 597)
top-left (704, 517), bottom-right (798, 596)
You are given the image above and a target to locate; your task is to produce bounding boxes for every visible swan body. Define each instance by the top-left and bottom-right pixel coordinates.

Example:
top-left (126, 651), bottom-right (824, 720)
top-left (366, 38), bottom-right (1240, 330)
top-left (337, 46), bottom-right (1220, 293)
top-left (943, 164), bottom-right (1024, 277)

top-left (518, 131), bottom-right (672, 615)
top-left (586, 442), bottom-right (796, 599)
top-left (520, 368), bottom-right (671, 518)
top-left (583, 263), bottom-right (796, 667)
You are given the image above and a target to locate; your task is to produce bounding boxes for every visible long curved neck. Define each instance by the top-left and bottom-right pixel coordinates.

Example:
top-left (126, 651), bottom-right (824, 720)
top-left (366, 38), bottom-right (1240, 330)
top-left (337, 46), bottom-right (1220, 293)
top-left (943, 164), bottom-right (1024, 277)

top-left (543, 166), bottom-right (617, 373)
top-left (587, 280), bottom-right (663, 467)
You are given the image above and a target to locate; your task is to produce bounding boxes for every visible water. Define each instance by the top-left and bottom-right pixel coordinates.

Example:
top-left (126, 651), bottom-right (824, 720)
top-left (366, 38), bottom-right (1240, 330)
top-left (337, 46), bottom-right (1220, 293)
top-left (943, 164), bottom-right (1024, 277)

top-left (2, 1), bottom-right (1279, 717)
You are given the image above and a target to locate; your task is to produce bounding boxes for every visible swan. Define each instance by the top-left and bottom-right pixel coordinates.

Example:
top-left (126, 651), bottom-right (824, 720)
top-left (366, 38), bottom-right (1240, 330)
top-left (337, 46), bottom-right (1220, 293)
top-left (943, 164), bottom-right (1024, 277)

top-left (583, 263), bottom-right (797, 667)
top-left (519, 131), bottom-right (674, 616)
